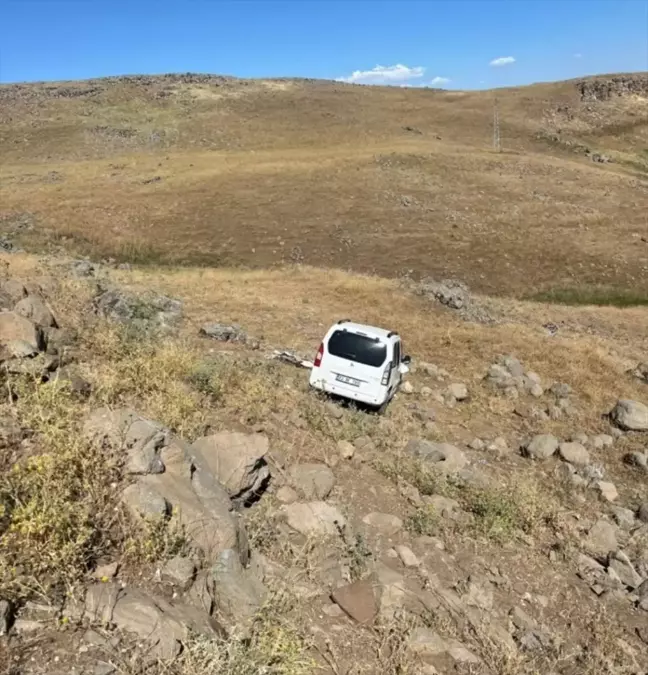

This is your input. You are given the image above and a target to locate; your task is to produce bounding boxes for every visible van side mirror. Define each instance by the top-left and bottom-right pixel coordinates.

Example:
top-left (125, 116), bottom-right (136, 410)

top-left (402, 355), bottom-right (411, 365)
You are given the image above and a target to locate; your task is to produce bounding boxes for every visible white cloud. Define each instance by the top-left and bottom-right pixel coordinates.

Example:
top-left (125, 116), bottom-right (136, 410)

top-left (338, 63), bottom-right (425, 85)
top-left (489, 56), bottom-right (516, 67)
top-left (429, 76), bottom-right (451, 86)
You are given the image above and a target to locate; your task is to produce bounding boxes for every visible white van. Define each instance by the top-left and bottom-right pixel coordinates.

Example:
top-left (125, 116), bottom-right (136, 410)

top-left (309, 320), bottom-right (411, 412)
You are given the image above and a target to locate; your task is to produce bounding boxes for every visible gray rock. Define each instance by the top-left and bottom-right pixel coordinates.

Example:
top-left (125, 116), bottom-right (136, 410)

top-left (395, 545), bottom-right (420, 568)
top-left (401, 380), bottom-right (414, 394)
top-left (609, 399), bottom-right (648, 431)
top-left (200, 323), bottom-right (247, 343)
top-left (611, 506), bottom-right (636, 530)
top-left (362, 512), bottom-right (403, 536)
top-left (95, 287), bottom-right (182, 331)
top-left (580, 463), bottom-right (606, 482)
top-left (0, 311), bottom-right (43, 351)
top-left (1, 279), bottom-right (27, 302)
top-left (624, 452), bottom-right (648, 471)
top-left (585, 519), bottom-right (618, 559)
top-left (162, 556), bottom-right (196, 589)
top-left (406, 439), bottom-right (468, 474)
top-left (461, 577), bottom-right (494, 611)
top-left (93, 663), bottom-right (116, 675)
top-left (499, 354), bottom-right (525, 378)
top-left (0, 600), bottom-right (13, 636)
top-left (51, 366), bottom-right (92, 397)
top-left (332, 579), bottom-right (378, 624)
top-left (486, 363), bottom-right (514, 388)
top-left (84, 408), bottom-right (167, 475)
top-left (93, 561), bottom-right (119, 580)
top-left (84, 583), bottom-right (122, 624)
top-left (337, 440), bottom-right (355, 460)
top-left (425, 494), bottom-right (462, 520)
top-left (593, 481), bottom-right (618, 503)
top-left (569, 432), bottom-right (589, 445)
top-left (550, 382), bottom-right (572, 398)
top-left (522, 434), bottom-right (559, 460)
top-left (276, 485), bottom-right (299, 504)
top-left (638, 502), bottom-right (648, 524)
top-left (70, 260), bottom-right (95, 277)
top-left (281, 501), bottom-right (346, 537)
top-left (446, 383), bottom-right (468, 401)
top-left (423, 279), bottom-right (469, 310)
top-left (289, 463), bottom-right (335, 500)
top-left (558, 442), bottom-right (590, 467)
top-left (192, 432), bottom-right (270, 504)
top-left (591, 434), bottom-right (614, 449)
top-left (14, 295), bottom-right (57, 328)
top-left (608, 552), bottom-right (643, 589)
top-left (409, 627), bottom-right (481, 665)
top-left (211, 548), bottom-right (267, 631)
top-left (121, 483), bottom-right (169, 521)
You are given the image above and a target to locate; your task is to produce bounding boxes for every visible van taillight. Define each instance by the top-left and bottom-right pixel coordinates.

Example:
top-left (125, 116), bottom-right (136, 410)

top-left (314, 343), bottom-right (324, 367)
top-left (381, 362), bottom-right (392, 385)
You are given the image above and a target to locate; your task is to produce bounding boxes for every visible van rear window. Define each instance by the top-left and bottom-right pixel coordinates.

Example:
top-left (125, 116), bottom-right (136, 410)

top-left (327, 330), bottom-right (387, 368)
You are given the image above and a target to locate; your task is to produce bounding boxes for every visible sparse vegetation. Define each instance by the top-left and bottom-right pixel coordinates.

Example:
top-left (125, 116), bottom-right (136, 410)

top-left (529, 285), bottom-right (648, 307)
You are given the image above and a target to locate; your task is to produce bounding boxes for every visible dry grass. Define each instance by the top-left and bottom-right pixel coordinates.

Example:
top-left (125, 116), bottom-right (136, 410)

top-left (1, 74), bottom-right (647, 295)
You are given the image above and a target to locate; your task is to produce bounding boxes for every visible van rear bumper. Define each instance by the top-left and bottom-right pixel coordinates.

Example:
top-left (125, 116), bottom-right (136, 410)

top-left (310, 378), bottom-right (387, 407)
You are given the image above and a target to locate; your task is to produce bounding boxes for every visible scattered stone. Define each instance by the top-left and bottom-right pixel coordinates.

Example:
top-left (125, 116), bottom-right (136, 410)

top-left (591, 434), bottom-right (614, 449)
top-left (584, 519), bottom-right (618, 559)
top-left (325, 402), bottom-right (344, 419)
top-left (162, 556), bottom-right (196, 589)
top-left (550, 382), bottom-right (572, 398)
top-left (594, 481), bottom-right (618, 503)
top-left (395, 545), bottom-right (420, 568)
top-left (331, 579), bottom-right (378, 624)
top-left (337, 440), bottom-right (355, 460)
top-left (93, 562), bottom-right (119, 580)
top-left (409, 627), bottom-right (481, 666)
top-left (199, 323), bottom-right (247, 343)
top-left (276, 485), bottom-right (299, 504)
top-left (289, 463), bottom-right (335, 500)
top-left (1, 279), bottom-right (27, 302)
top-left (446, 383), bottom-right (468, 401)
top-left (461, 577), bottom-right (494, 611)
top-left (522, 434), bottom-right (559, 460)
top-left (401, 381), bottom-right (414, 394)
top-left (611, 506), bottom-right (636, 530)
top-left (70, 260), bottom-right (95, 277)
top-left (362, 512), bottom-right (403, 536)
top-left (487, 436), bottom-right (509, 457)
top-left (192, 431), bottom-right (270, 504)
top-left (469, 438), bottom-right (485, 451)
top-left (558, 442), bottom-right (590, 467)
top-left (609, 399), bottom-right (648, 431)
top-left (406, 439), bottom-right (468, 474)
top-left (51, 366), bottom-right (92, 397)
top-left (281, 501), bottom-right (346, 537)
top-left (84, 583), bottom-right (121, 624)
top-left (93, 663), bottom-right (116, 675)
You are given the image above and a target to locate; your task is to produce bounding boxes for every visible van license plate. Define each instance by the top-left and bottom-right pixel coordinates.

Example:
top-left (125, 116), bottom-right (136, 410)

top-left (336, 374), bottom-right (361, 387)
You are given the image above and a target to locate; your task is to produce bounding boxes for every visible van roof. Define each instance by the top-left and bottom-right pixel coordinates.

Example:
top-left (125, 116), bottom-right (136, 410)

top-left (330, 320), bottom-right (395, 340)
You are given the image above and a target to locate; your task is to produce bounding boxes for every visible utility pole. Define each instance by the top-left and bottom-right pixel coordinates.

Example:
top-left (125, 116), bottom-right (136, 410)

top-left (493, 96), bottom-right (501, 152)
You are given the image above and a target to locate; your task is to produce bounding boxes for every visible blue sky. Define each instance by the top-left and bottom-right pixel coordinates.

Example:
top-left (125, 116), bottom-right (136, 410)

top-left (1, 0), bottom-right (646, 89)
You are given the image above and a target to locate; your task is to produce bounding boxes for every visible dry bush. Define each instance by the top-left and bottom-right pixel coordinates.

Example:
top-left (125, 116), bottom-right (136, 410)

top-left (0, 378), bottom-right (122, 602)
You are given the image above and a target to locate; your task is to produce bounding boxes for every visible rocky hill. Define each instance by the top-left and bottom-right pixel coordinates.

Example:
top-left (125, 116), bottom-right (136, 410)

top-left (0, 72), bottom-right (647, 295)
top-left (0, 249), bottom-right (647, 675)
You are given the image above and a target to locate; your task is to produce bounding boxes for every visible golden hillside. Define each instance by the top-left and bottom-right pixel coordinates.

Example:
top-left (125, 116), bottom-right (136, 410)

top-left (1, 72), bottom-right (647, 296)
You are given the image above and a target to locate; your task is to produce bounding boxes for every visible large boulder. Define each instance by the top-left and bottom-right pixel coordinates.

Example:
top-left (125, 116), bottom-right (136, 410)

top-left (85, 408), bottom-right (245, 566)
top-left (210, 549), bottom-right (267, 633)
top-left (405, 439), bottom-right (468, 474)
top-left (84, 408), bottom-right (167, 475)
top-left (609, 399), bottom-right (648, 431)
top-left (14, 295), bottom-right (57, 328)
top-left (192, 432), bottom-right (270, 505)
top-left (0, 312), bottom-right (43, 352)
top-left (94, 286), bottom-right (182, 331)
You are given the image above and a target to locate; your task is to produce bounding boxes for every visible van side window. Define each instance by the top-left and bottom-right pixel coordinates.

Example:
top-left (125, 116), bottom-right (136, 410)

top-left (393, 340), bottom-right (401, 365)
